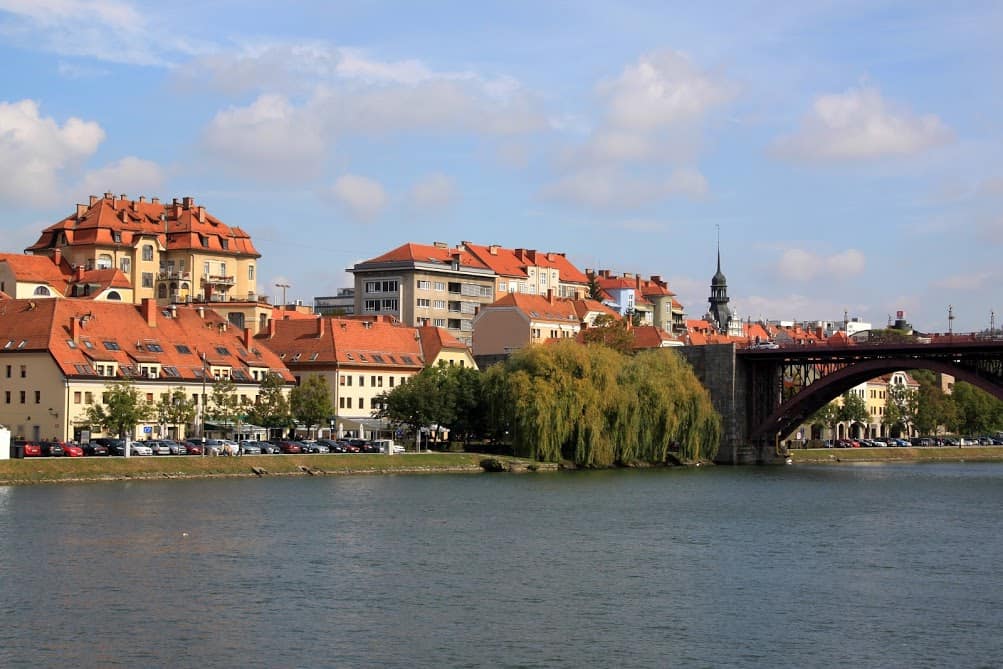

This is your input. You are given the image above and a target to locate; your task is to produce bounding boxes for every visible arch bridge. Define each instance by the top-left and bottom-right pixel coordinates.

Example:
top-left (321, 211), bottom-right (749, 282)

top-left (679, 336), bottom-right (1003, 464)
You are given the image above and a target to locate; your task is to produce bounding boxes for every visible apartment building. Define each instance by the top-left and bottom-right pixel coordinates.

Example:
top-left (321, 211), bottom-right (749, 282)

top-left (459, 242), bottom-right (590, 300)
top-left (0, 297), bottom-right (293, 443)
top-left (24, 192), bottom-right (261, 307)
top-left (349, 242), bottom-right (496, 345)
top-left (257, 315), bottom-right (474, 437)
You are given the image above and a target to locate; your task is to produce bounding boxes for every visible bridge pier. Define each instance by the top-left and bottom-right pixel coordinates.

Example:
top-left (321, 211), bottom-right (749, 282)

top-left (678, 344), bottom-right (783, 465)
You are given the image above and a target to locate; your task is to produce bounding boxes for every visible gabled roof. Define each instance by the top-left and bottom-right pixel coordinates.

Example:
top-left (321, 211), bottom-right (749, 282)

top-left (0, 253), bottom-right (70, 293)
top-left (26, 193), bottom-right (260, 258)
top-left (258, 316), bottom-right (426, 369)
top-left (571, 298), bottom-right (619, 321)
top-left (630, 325), bottom-right (681, 349)
top-left (461, 242), bottom-right (589, 284)
top-left (360, 242), bottom-right (490, 270)
top-left (0, 298), bottom-right (292, 382)
top-left (416, 325), bottom-right (470, 363)
top-left (485, 293), bottom-right (581, 323)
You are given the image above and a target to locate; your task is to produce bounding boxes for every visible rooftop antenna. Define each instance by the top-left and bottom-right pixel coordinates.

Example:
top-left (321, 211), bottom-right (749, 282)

top-left (991, 310), bottom-right (996, 334)
top-left (948, 304), bottom-right (954, 336)
top-left (715, 224), bottom-right (721, 274)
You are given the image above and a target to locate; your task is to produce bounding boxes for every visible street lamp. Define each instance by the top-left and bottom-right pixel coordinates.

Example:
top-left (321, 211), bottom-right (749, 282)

top-left (200, 351), bottom-right (207, 456)
top-left (275, 282), bottom-right (290, 309)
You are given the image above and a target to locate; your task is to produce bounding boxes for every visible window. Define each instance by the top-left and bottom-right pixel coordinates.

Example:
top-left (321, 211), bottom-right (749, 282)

top-left (74, 391), bottom-right (82, 404)
top-left (176, 344), bottom-right (192, 354)
top-left (339, 375), bottom-right (346, 386)
top-left (371, 375), bottom-right (377, 386)
top-left (34, 285), bottom-right (51, 296)
top-left (339, 397), bottom-right (345, 409)
top-left (112, 231), bottom-right (122, 243)
top-left (200, 235), bottom-right (210, 249)
top-left (120, 257), bottom-right (131, 273)
top-left (20, 364), bottom-right (26, 378)
top-left (85, 392), bottom-right (93, 404)
top-left (365, 279), bottom-right (399, 293)
top-left (249, 265), bottom-right (255, 281)
top-left (381, 298), bottom-right (398, 311)
top-left (480, 285), bottom-right (493, 297)
top-left (34, 390), bottom-right (40, 404)
top-left (146, 343), bottom-right (163, 352)
top-left (359, 397), bottom-right (364, 409)
top-left (221, 239), bottom-right (229, 250)
top-left (389, 376), bottom-right (395, 388)
top-left (3, 391), bottom-right (8, 403)
top-left (359, 376), bottom-right (365, 387)
top-left (4, 364), bottom-right (9, 377)
top-left (220, 262), bottom-right (227, 277)
top-left (20, 391), bottom-right (26, 404)
top-left (434, 282), bottom-right (445, 291)
top-left (97, 254), bottom-right (113, 269)
top-left (103, 341), bottom-right (120, 351)
top-left (216, 346), bottom-right (231, 356)
top-left (364, 299), bottom-right (380, 312)
top-left (433, 300), bottom-right (446, 309)
top-left (142, 245), bottom-right (154, 261)
top-left (498, 281), bottom-right (507, 292)
top-left (346, 376), bottom-right (352, 386)
top-left (417, 280), bottom-right (431, 290)
top-left (346, 397), bottom-right (352, 409)
top-left (433, 318), bottom-right (446, 327)
top-left (417, 298), bottom-right (430, 308)
top-left (142, 272), bottom-right (153, 288)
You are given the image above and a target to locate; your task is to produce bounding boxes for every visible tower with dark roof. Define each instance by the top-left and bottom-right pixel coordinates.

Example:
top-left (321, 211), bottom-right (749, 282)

top-left (706, 234), bottom-right (733, 334)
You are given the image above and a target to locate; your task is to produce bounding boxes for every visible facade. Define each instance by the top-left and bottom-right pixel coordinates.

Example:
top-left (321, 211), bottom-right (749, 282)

top-left (314, 288), bottom-right (356, 316)
top-left (460, 242), bottom-right (589, 300)
top-left (349, 242), bottom-right (496, 345)
top-left (0, 297), bottom-right (293, 443)
top-left (471, 292), bottom-right (586, 360)
top-left (25, 193), bottom-right (261, 308)
top-left (256, 315), bottom-right (471, 437)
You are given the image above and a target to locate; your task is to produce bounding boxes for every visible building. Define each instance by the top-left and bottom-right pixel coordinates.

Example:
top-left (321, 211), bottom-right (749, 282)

top-left (460, 242), bottom-right (589, 300)
top-left (706, 245), bottom-right (741, 336)
top-left (256, 315), bottom-right (474, 438)
top-left (314, 288), bottom-right (355, 316)
top-left (25, 192), bottom-right (262, 308)
top-left (349, 242), bottom-right (496, 345)
top-left (0, 297), bottom-right (293, 443)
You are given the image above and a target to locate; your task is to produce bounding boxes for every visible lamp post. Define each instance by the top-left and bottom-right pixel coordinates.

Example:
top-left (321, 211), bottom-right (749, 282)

top-left (200, 351), bottom-right (207, 456)
top-left (275, 282), bottom-right (290, 309)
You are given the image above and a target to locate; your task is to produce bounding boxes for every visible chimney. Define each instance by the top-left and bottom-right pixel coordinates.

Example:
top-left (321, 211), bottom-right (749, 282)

top-left (651, 275), bottom-right (663, 287)
top-left (514, 248), bottom-right (524, 260)
top-left (151, 197), bottom-right (160, 205)
top-left (76, 204), bottom-right (86, 219)
top-left (141, 298), bottom-right (157, 327)
top-left (89, 195), bottom-right (98, 205)
top-left (104, 191), bottom-right (113, 200)
top-left (197, 305), bottom-right (205, 319)
top-left (120, 209), bottom-right (128, 223)
top-left (52, 249), bottom-right (62, 267)
top-left (267, 317), bottom-right (277, 338)
top-left (69, 316), bottom-right (81, 343)
top-left (198, 206), bottom-right (206, 224)
top-left (636, 275), bottom-right (641, 289)
top-left (243, 327), bottom-right (253, 349)
top-left (433, 241), bottom-right (448, 249)
top-left (489, 245), bottom-right (499, 255)
top-left (75, 266), bottom-right (85, 281)
top-left (139, 195), bottom-right (146, 203)
top-left (183, 196), bottom-right (194, 209)
top-left (317, 316), bottom-right (325, 338)
top-left (120, 193), bottom-right (127, 202)
top-left (547, 288), bottom-right (555, 304)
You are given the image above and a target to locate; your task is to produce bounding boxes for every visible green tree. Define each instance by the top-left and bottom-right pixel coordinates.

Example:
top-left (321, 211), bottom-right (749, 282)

top-left (85, 381), bottom-right (152, 439)
top-left (155, 387), bottom-right (197, 439)
top-left (810, 403), bottom-right (841, 440)
top-left (245, 372), bottom-right (293, 439)
top-left (884, 383), bottom-right (919, 436)
top-left (290, 374), bottom-right (332, 438)
top-left (838, 391), bottom-right (869, 436)
top-left (440, 364), bottom-right (486, 446)
top-left (374, 366), bottom-right (452, 445)
top-left (586, 271), bottom-right (603, 301)
top-left (209, 378), bottom-right (240, 438)
top-left (950, 382), bottom-right (1003, 435)
top-left (580, 314), bottom-right (633, 355)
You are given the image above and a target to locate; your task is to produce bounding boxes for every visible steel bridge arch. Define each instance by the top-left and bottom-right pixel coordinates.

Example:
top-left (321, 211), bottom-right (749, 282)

top-left (750, 356), bottom-right (1003, 442)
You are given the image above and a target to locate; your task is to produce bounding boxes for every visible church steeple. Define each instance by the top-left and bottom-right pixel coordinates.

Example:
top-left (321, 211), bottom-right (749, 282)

top-left (707, 225), bottom-right (732, 333)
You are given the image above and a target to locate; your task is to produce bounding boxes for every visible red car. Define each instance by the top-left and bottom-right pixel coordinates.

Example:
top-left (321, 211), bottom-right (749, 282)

top-left (276, 441), bottom-right (302, 454)
top-left (63, 442), bottom-right (85, 457)
top-left (16, 441), bottom-right (42, 457)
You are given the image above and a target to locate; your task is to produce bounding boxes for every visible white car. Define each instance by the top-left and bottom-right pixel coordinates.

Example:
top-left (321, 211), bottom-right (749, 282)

top-left (129, 443), bottom-right (153, 456)
top-left (371, 439), bottom-right (406, 454)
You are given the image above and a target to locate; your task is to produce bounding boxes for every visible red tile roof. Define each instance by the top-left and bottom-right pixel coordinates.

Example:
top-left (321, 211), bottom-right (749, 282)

top-left (461, 242), bottom-right (589, 284)
top-left (258, 316), bottom-right (426, 369)
top-left (487, 293), bottom-right (581, 323)
top-left (0, 298), bottom-right (292, 383)
top-left (26, 194), bottom-right (260, 258)
top-left (361, 242), bottom-right (489, 270)
top-left (0, 253), bottom-right (70, 293)
top-left (416, 325), bottom-right (469, 363)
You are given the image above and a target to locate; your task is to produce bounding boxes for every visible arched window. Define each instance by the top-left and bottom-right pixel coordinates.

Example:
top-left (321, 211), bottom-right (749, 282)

top-left (142, 245), bottom-right (154, 262)
top-left (97, 254), bottom-right (112, 269)
top-left (33, 285), bottom-right (51, 296)
top-left (106, 291), bottom-right (121, 301)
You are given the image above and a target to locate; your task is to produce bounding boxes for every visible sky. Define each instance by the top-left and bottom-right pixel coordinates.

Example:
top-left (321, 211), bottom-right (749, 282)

top-left (1, 0), bottom-right (1001, 332)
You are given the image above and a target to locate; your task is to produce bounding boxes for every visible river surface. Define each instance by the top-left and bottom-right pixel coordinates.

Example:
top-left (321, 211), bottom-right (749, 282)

top-left (1, 463), bottom-right (1001, 668)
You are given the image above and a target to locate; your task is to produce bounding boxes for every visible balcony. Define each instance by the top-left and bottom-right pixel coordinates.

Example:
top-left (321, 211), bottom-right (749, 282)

top-left (203, 274), bottom-right (236, 287)
top-left (158, 270), bottom-right (192, 281)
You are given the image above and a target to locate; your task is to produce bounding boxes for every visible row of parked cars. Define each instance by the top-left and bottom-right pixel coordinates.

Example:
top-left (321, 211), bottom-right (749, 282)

top-left (823, 436), bottom-right (1003, 448)
top-left (12, 437), bottom-right (405, 457)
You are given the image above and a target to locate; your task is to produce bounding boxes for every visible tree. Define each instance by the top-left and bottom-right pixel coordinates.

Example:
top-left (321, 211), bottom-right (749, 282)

top-left (374, 366), bottom-right (452, 445)
top-left (586, 271), bottom-right (603, 301)
top-left (244, 372), bottom-right (293, 439)
top-left (810, 403), bottom-right (841, 440)
top-left (155, 387), bottom-right (196, 439)
top-left (209, 378), bottom-right (240, 438)
top-left (290, 374), bottom-right (331, 438)
top-left (884, 383), bottom-right (918, 436)
top-left (838, 391), bottom-right (869, 435)
top-left (580, 314), bottom-right (633, 355)
top-left (85, 381), bottom-right (152, 439)
top-left (950, 382), bottom-right (1003, 435)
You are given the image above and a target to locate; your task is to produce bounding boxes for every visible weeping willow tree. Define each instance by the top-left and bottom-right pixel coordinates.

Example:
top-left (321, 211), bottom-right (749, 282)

top-left (484, 341), bottom-right (720, 466)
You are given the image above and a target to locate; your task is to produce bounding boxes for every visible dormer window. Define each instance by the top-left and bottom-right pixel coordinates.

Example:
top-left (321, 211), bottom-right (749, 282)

top-left (112, 231), bottom-right (122, 243)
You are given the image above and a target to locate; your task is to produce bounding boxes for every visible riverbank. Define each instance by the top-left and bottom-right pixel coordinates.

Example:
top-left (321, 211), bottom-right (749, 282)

top-left (0, 453), bottom-right (558, 485)
top-left (790, 446), bottom-right (1003, 464)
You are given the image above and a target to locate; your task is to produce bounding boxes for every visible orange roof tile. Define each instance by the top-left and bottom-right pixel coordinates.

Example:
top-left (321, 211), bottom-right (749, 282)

top-left (258, 316), bottom-right (426, 369)
top-left (0, 253), bottom-right (70, 293)
top-left (361, 242), bottom-right (490, 270)
top-left (487, 293), bottom-right (581, 323)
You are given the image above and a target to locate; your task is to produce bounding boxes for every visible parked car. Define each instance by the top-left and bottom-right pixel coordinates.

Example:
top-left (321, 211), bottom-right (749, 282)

top-left (130, 443), bottom-right (153, 456)
top-left (181, 440), bottom-right (203, 455)
top-left (370, 439), bottom-right (405, 454)
top-left (145, 440), bottom-right (173, 456)
top-left (239, 441), bottom-right (262, 455)
top-left (276, 441), bottom-right (302, 454)
top-left (259, 442), bottom-right (283, 454)
top-left (15, 440), bottom-right (42, 457)
top-left (81, 442), bottom-right (109, 456)
top-left (317, 439), bottom-right (346, 453)
top-left (39, 441), bottom-right (65, 457)
top-left (157, 439), bottom-right (187, 455)
top-left (62, 442), bottom-right (85, 457)
top-left (94, 438), bottom-right (127, 456)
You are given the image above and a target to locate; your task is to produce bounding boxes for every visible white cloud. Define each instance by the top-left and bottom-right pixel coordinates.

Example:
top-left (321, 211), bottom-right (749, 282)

top-left (932, 271), bottom-right (995, 291)
top-left (0, 0), bottom-right (189, 65)
top-left (409, 173), bottom-right (456, 210)
top-left (543, 166), bottom-right (708, 209)
top-left (201, 94), bottom-right (328, 180)
top-left (777, 247), bottom-right (865, 281)
top-left (773, 85), bottom-right (953, 161)
top-left (598, 50), bottom-right (736, 131)
top-left (0, 98), bottom-right (104, 206)
top-left (76, 156), bottom-right (165, 200)
top-left (328, 174), bottom-right (388, 222)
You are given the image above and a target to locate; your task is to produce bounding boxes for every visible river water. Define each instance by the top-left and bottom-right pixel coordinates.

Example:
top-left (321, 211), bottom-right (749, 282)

top-left (1, 463), bottom-right (1001, 668)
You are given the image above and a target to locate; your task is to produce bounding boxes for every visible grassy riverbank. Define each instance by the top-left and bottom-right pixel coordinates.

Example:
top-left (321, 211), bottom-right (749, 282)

top-left (0, 453), bottom-right (555, 485)
top-left (790, 446), bottom-right (1003, 464)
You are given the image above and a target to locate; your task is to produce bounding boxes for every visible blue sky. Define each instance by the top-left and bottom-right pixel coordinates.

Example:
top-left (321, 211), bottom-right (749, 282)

top-left (1, 1), bottom-right (1001, 332)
